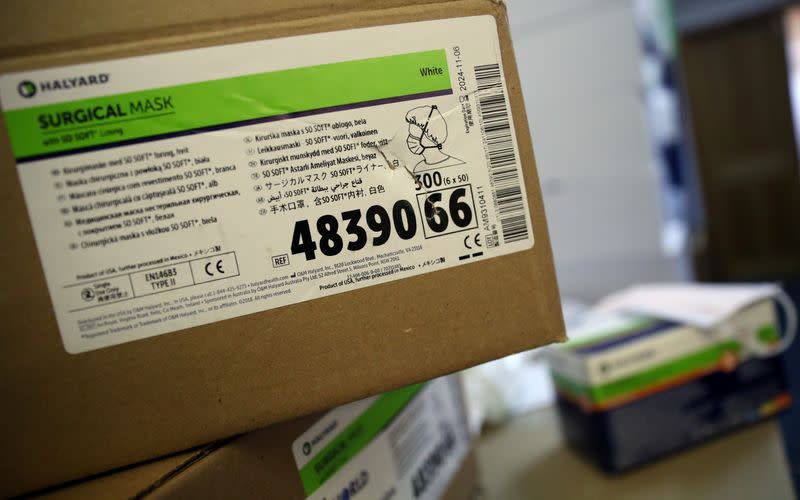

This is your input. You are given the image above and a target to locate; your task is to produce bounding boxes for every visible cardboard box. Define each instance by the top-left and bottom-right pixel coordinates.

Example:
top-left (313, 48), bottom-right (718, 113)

top-left (547, 300), bottom-right (791, 472)
top-left (36, 376), bottom-right (480, 500)
top-left (0, 1), bottom-right (564, 495)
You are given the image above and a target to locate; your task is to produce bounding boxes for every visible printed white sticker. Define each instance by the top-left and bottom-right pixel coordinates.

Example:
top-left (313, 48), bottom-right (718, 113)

top-left (0, 16), bottom-right (534, 353)
top-left (291, 377), bottom-right (469, 500)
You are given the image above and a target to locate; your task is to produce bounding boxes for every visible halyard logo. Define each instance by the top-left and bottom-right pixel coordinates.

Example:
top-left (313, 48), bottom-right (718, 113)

top-left (19, 74), bottom-right (110, 98)
top-left (303, 418), bottom-right (338, 458)
top-left (17, 80), bottom-right (36, 98)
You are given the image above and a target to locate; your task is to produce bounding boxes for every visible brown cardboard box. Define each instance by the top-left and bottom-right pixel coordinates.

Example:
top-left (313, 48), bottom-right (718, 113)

top-left (0, 0), bottom-right (564, 495)
top-left (37, 445), bottom-right (481, 500)
top-left (37, 377), bottom-right (480, 499)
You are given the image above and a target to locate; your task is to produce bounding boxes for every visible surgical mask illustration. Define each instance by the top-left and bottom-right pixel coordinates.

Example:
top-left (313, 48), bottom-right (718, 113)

top-left (406, 133), bottom-right (426, 154)
top-left (404, 104), bottom-right (463, 171)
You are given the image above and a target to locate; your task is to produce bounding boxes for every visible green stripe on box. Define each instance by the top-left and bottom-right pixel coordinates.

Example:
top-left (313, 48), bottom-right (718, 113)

top-left (552, 372), bottom-right (592, 400)
top-left (299, 382), bottom-right (425, 495)
top-left (4, 50), bottom-right (451, 159)
top-left (757, 325), bottom-right (779, 344)
top-left (554, 341), bottom-right (741, 406)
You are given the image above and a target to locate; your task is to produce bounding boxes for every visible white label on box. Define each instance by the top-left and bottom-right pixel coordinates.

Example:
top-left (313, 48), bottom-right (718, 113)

top-left (0, 16), bottom-right (534, 353)
top-left (292, 377), bottom-right (469, 500)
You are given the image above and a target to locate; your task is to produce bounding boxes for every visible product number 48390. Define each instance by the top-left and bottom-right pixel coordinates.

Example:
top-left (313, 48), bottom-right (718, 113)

top-left (290, 188), bottom-right (473, 261)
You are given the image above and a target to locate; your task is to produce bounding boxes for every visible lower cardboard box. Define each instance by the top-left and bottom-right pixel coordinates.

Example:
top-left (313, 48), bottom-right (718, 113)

top-left (35, 376), bottom-right (479, 499)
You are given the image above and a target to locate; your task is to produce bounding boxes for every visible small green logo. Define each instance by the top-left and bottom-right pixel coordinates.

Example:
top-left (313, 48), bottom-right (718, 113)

top-left (17, 80), bottom-right (36, 98)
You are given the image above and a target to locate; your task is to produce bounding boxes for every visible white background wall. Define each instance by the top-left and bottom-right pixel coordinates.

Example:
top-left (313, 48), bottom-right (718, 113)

top-left (507, 0), bottom-right (679, 301)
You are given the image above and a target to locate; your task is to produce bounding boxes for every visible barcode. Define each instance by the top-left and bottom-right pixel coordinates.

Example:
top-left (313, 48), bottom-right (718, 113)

top-left (474, 63), bottom-right (529, 244)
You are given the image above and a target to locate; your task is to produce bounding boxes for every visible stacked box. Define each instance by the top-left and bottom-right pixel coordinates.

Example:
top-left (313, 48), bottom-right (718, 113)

top-left (36, 376), bottom-right (479, 499)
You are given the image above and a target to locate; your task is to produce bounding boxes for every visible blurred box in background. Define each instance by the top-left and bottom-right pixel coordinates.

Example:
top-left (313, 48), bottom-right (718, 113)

top-left (547, 300), bottom-right (791, 472)
top-left (37, 376), bottom-right (478, 499)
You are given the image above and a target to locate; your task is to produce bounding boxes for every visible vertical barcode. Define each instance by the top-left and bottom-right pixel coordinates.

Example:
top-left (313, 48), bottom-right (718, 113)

top-left (474, 63), bottom-right (529, 244)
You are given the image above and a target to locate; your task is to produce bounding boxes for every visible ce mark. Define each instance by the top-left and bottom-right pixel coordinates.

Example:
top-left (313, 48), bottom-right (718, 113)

top-left (459, 233), bottom-right (484, 261)
top-left (192, 252), bottom-right (239, 283)
top-left (463, 233), bottom-right (482, 250)
top-left (204, 259), bottom-right (226, 277)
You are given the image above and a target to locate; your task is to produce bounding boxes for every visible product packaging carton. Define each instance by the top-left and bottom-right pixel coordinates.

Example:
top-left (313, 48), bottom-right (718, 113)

top-left (548, 300), bottom-right (791, 472)
top-left (0, 0), bottom-right (563, 494)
